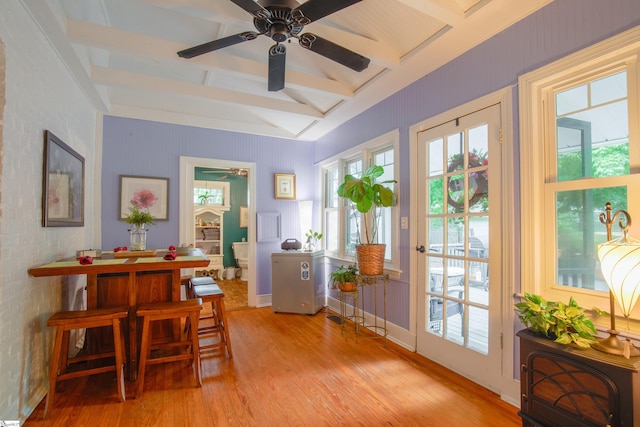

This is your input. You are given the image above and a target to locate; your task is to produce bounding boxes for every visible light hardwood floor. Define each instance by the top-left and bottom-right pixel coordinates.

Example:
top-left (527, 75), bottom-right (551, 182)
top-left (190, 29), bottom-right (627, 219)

top-left (25, 307), bottom-right (521, 426)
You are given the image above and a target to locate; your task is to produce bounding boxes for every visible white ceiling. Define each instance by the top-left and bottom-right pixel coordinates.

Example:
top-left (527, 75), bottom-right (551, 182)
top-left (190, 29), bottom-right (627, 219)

top-left (23, 0), bottom-right (552, 140)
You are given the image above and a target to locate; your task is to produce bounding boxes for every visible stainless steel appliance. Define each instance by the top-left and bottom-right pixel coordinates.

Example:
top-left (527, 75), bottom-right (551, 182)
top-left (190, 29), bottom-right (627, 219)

top-left (271, 250), bottom-right (325, 314)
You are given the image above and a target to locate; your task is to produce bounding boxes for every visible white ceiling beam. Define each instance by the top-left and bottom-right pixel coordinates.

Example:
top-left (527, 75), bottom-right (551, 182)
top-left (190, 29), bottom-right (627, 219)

top-left (109, 103), bottom-right (300, 139)
top-left (137, 0), bottom-right (250, 24)
top-left (91, 66), bottom-right (324, 119)
top-left (395, 0), bottom-right (466, 25)
top-left (66, 19), bottom-right (354, 97)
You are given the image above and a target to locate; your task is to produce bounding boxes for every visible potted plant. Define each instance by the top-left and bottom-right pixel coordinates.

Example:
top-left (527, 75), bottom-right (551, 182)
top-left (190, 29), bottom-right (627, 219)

top-left (304, 229), bottom-right (323, 252)
top-left (198, 191), bottom-right (213, 205)
top-left (329, 265), bottom-right (358, 292)
top-left (124, 205), bottom-right (155, 251)
top-left (337, 165), bottom-right (397, 275)
top-left (515, 293), bottom-right (600, 348)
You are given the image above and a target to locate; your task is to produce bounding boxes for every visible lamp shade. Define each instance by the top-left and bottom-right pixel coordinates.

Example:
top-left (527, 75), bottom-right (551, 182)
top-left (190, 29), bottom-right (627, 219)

top-left (598, 235), bottom-right (640, 318)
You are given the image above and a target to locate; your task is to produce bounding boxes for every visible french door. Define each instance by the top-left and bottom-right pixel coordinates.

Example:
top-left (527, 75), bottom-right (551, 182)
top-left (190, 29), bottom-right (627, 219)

top-left (416, 104), bottom-right (502, 391)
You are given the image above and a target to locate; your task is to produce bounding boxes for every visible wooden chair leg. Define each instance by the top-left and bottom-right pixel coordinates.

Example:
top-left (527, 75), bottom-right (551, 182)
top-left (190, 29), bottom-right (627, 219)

top-left (189, 310), bottom-right (202, 387)
top-left (44, 327), bottom-right (64, 418)
top-left (217, 298), bottom-right (233, 358)
top-left (112, 318), bottom-right (126, 402)
top-left (136, 316), bottom-right (152, 399)
top-left (59, 330), bottom-right (70, 376)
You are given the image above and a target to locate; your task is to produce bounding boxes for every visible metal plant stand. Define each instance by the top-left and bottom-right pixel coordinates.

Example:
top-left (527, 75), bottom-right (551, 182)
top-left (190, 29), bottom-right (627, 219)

top-left (357, 274), bottom-right (389, 345)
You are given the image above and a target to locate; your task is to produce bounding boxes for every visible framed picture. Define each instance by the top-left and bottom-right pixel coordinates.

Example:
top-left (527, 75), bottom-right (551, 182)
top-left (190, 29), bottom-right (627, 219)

top-left (239, 206), bottom-right (249, 228)
top-left (43, 130), bottom-right (84, 227)
top-left (274, 173), bottom-right (296, 200)
top-left (119, 175), bottom-right (169, 221)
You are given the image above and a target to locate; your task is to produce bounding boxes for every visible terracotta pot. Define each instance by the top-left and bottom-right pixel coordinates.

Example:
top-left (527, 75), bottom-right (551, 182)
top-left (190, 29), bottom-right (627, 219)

top-left (338, 282), bottom-right (358, 292)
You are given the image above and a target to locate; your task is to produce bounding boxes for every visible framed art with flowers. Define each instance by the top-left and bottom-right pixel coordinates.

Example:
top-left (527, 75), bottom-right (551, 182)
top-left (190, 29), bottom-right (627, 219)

top-left (119, 175), bottom-right (169, 221)
top-left (43, 130), bottom-right (85, 227)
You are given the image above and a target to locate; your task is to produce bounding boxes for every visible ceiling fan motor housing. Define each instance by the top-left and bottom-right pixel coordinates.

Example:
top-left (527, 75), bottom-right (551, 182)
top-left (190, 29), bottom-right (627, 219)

top-left (254, 5), bottom-right (304, 42)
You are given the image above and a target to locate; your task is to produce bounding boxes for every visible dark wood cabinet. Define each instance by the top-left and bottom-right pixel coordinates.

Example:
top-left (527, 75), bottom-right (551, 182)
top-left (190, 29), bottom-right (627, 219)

top-left (517, 329), bottom-right (640, 427)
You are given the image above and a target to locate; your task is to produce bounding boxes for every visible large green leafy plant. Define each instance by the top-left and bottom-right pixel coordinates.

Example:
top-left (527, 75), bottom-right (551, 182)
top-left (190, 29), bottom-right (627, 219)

top-left (515, 293), bottom-right (599, 348)
top-left (337, 165), bottom-right (397, 244)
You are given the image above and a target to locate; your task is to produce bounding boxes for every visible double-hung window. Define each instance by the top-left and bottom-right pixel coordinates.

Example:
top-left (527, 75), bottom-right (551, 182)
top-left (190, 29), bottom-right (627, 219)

top-left (320, 130), bottom-right (399, 271)
top-left (520, 27), bottom-right (640, 330)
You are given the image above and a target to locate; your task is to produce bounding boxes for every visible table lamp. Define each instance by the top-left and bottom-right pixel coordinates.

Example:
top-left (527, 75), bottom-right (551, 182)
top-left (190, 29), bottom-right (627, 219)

top-left (594, 202), bottom-right (640, 358)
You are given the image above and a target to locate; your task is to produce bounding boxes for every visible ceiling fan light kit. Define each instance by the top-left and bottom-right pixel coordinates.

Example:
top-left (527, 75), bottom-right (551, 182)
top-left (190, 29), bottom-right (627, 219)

top-left (177, 0), bottom-right (370, 92)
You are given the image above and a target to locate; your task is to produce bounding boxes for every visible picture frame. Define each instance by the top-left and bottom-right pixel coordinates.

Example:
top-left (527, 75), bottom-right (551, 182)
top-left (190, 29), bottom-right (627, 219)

top-left (43, 130), bottom-right (85, 227)
top-left (239, 206), bottom-right (249, 228)
top-left (274, 173), bottom-right (296, 200)
top-left (119, 175), bottom-right (169, 221)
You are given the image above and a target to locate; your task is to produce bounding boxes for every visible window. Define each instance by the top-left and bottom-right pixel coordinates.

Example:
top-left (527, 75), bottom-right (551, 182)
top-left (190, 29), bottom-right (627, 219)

top-left (193, 180), bottom-right (230, 210)
top-left (320, 130), bottom-right (399, 271)
top-left (520, 27), bottom-right (640, 325)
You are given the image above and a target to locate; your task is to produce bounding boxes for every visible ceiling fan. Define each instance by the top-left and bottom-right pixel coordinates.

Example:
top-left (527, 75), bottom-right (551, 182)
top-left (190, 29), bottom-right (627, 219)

top-left (177, 0), bottom-right (370, 91)
top-left (202, 168), bottom-right (249, 179)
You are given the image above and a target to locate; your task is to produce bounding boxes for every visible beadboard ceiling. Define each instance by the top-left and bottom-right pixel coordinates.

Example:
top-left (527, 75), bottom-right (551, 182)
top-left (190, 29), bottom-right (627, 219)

top-left (23, 0), bottom-right (552, 140)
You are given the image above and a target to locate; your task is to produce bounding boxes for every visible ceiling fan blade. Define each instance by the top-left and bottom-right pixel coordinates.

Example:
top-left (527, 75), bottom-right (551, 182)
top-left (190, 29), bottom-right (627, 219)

top-left (268, 44), bottom-right (286, 92)
top-left (298, 33), bottom-right (370, 72)
top-left (177, 31), bottom-right (259, 58)
top-left (230, 0), bottom-right (271, 19)
top-left (293, 0), bottom-right (361, 25)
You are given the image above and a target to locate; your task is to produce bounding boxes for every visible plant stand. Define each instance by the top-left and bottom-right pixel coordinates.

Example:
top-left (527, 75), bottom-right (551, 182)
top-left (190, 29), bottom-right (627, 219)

top-left (357, 274), bottom-right (389, 346)
top-left (338, 289), bottom-right (362, 343)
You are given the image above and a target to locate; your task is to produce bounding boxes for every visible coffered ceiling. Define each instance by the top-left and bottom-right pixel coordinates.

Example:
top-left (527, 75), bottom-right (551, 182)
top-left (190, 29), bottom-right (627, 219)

top-left (23, 0), bottom-right (552, 140)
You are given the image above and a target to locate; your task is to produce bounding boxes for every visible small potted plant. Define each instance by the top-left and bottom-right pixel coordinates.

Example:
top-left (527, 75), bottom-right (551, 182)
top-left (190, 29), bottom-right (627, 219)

top-left (304, 229), bottom-right (323, 252)
top-left (198, 191), bottom-right (213, 205)
top-left (329, 265), bottom-right (358, 292)
top-left (515, 293), bottom-right (600, 348)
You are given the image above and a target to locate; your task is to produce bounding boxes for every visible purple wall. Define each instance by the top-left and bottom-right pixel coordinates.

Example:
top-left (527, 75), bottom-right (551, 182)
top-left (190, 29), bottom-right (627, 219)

top-left (102, 0), bottom-right (640, 327)
top-left (101, 117), bottom-right (314, 295)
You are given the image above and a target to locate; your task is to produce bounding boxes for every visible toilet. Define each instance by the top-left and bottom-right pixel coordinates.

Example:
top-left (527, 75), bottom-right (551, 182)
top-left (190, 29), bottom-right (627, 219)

top-left (231, 242), bottom-right (249, 281)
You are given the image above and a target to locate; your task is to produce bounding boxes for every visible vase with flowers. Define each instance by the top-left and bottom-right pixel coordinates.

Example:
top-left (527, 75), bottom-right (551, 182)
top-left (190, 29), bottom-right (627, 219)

top-left (124, 189), bottom-right (157, 251)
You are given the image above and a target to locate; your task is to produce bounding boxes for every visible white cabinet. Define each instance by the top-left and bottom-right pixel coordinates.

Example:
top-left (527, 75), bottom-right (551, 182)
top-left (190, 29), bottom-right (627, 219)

top-left (194, 207), bottom-right (224, 277)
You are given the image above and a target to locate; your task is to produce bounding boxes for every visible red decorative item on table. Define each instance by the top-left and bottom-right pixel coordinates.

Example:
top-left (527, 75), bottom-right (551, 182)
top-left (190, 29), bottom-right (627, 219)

top-left (79, 256), bottom-right (93, 265)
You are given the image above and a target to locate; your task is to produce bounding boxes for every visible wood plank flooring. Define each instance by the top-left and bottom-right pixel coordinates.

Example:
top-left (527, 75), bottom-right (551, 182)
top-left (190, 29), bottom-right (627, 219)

top-left (25, 307), bottom-right (521, 426)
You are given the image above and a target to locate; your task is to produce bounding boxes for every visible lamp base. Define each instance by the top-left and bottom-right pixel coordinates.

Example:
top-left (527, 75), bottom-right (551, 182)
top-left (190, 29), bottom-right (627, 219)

top-left (593, 330), bottom-right (640, 358)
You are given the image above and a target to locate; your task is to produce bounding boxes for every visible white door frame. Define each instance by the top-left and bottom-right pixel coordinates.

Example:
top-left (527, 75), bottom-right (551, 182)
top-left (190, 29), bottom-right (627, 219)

top-left (179, 156), bottom-right (257, 307)
top-left (409, 87), bottom-right (519, 404)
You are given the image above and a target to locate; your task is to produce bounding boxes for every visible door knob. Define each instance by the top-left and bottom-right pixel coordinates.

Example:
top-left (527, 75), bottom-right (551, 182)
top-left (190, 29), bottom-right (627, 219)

top-left (416, 245), bottom-right (425, 253)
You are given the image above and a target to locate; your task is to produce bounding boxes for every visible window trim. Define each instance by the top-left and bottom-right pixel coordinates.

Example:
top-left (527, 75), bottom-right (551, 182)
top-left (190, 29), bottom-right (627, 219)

top-left (319, 129), bottom-right (400, 272)
top-left (519, 26), bottom-right (640, 331)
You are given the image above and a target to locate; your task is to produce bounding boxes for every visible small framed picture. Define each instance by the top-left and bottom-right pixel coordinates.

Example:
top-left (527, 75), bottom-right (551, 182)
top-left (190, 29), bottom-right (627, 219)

top-left (274, 173), bottom-right (296, 200)
top-left (239, 206), bottom-right (249, 228)
top-left (42, 130), bottom-right (85, 227)
top-left (119, 175), bottom-right (169, 221)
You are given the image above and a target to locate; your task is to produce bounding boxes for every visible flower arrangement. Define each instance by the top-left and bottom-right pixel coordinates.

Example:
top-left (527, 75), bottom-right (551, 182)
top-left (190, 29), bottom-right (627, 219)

top-left (124, 205), bottom-right (154, 227)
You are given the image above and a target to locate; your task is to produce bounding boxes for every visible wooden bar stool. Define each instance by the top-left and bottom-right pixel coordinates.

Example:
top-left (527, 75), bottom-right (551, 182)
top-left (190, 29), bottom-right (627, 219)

top-left (136, 299), bottom-right (203, 398)
top-left (191, 281), bottom-right (233, 358)
top-left (45, 306), bottom-right (128, 417)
